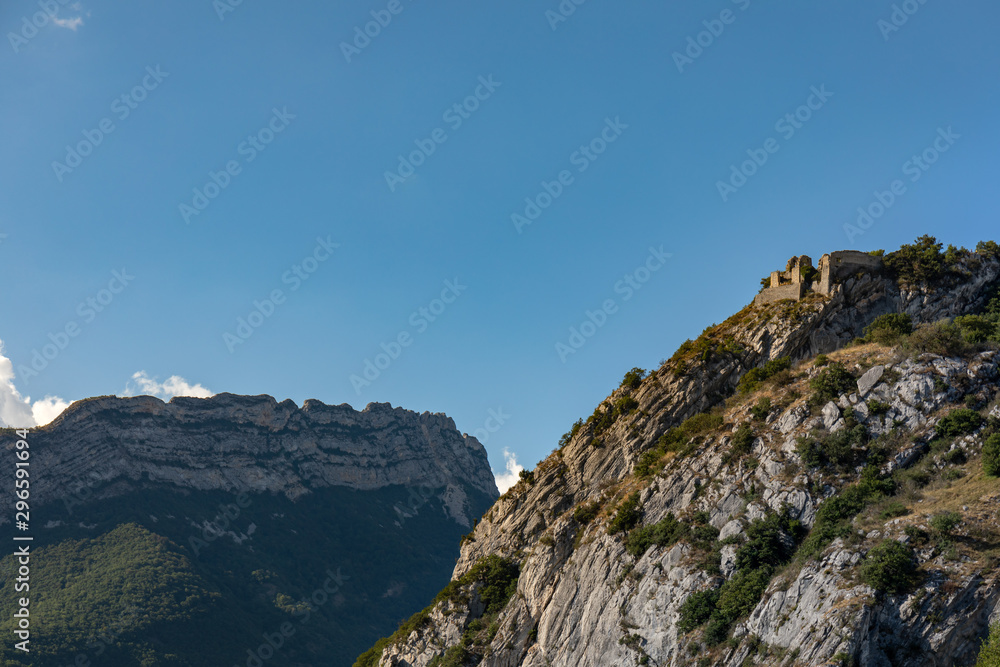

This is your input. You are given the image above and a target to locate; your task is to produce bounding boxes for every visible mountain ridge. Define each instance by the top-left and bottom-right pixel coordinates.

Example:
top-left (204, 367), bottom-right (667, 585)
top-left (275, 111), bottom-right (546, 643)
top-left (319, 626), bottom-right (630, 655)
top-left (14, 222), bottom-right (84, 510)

top-left (360, 239), bottom-right (1000, 667)
top-left (2, 392), bottom-right (498, 528)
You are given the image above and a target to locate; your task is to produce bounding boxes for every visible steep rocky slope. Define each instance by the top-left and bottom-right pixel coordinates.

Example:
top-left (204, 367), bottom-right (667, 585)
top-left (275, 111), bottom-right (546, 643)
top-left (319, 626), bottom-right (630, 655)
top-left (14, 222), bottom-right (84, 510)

top-left (362, 245), bottom-right (1000, 667)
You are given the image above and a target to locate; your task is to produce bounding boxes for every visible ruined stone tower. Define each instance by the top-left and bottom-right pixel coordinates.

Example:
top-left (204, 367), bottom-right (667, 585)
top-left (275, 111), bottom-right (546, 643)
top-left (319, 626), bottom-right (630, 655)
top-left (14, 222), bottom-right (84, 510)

top-left (754, 250), bottom-right (882, 306)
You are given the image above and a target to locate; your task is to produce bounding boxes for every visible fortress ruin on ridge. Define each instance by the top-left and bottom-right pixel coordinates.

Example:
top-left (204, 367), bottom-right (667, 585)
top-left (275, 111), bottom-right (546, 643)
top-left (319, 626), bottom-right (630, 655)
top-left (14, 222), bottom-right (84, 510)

top-left (754, 250), bottom-right (883, 306)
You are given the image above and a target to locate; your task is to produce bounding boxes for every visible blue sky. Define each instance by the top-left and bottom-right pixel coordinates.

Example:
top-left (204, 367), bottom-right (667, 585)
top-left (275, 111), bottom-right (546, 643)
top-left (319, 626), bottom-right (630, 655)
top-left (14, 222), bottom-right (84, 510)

top-left (2, 0), bottom-right (998, 488)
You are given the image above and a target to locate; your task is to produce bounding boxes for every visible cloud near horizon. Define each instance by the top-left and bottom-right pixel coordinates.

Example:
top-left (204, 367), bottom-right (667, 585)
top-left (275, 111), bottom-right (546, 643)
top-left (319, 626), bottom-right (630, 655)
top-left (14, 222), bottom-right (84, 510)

top-left (0, 339), bottom-right (70, 427)
top-left (123, 371), bottom-right (213, 400)
top-left (0, 336), bottom-right (214, 426)
top-left (492, 448), bottom-right (524, 494)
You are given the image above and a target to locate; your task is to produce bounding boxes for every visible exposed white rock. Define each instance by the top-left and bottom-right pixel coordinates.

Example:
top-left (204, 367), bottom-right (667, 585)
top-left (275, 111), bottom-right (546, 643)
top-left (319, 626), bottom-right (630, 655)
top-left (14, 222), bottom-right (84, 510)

top-left (822, 401), bottom-right (842, 430)
top-left (858, 365), bottom-right (885, 396)
top-left (777, 405), bottom-right (808, 434)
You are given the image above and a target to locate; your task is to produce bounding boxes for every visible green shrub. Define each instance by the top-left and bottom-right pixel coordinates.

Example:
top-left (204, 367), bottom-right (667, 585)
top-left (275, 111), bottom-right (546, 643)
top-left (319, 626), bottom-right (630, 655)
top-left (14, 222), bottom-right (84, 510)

top-left (796, 425), bottom-right (868, 469)
top-left (884, 235), bottom-right (948, 284)
top-left (703, 617), bottom-right (731, 646)
top-left (977, 240), bottom-right (1000, 258)
top-left (573, 501), bottom-right (600, 525)
top-left (833, 652), bottom-right (855, 667)
top-left (737, 357), bottom-right (792, 394)
top-left (616, 395), bottom-right (640, 415)
top-left (930, 511), bottom-right (962, 536)
top-left (690, 522), bottom-right (720, 550)
top-left (634, 448), bottom-right (666, 478)
top-left (976, 622), bottom-right (1000, 667)
top-left (942, 448), bottom-right (967, 465)
top-left (357, 552), bottom-right (520, 667)
top-left (635, 410), bottom-right (726, 476)
top-left (810, 363), bottom-right (856, 405)
top-left (867, 399), bottom-right (891, 416)
top-left (558, 419), bottom-right (583, 448)
top-left (589, 393), bottom-right (641, 436)
top-left (735, 513), bottom-right (797, 572)
top-left (432, 645), bottom-right (469, 667)
top-left (815, 354), bottom-right (830, 367)
top-left (716, 566), bottom-right (774, 621)
top-left (681, 411), bottom-right (726, 435)
top-left (935, 408), bottom-right (984, 438)
top-left (624, 511), bottom-right (718, 558)
top-left (860, 540), bottom-right (917, 594)
top-left (904, 525), bottom-right (929, 544)
top-left (607, 492), bottom-right (642, 535)
top-left (678, 588), bottom-right (721, 633)
top-left (465, 555), bottom-right (521, 613)
top-left (622, 367), bottom-right (647, 390)
top-left (955, 315), bottom-right (997, 344)
top-left (625, 512), bottom-right (687, 557)
top-left (795, 434), bottom-right (825, 468)
top-left (750, 397), bottom-right (772, 422)
top-left (826, 425), bottom-right (868, 467)
top-left (730, 425), bottom-right (756, 457)
top-left (681, 508), bottom-right (801, 646)
top-left (903, 321), bottom-right (971, 357)
top-left (983, 434), bottom-right (1000, 477)
top-left (519, 469), bottom-right (535, 485)
top-left (864, 313), bottom-right (913, 345)
top-left (798, 467), bottom-right (894, 562)
top-left (986, 285), bottom-right (1000, 319)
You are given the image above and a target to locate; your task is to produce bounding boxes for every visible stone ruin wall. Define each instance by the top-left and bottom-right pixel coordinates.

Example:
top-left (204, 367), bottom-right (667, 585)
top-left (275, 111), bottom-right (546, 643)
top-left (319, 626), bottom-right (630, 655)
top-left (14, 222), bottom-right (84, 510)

top-left (754, 250), bottom-right (882, 306)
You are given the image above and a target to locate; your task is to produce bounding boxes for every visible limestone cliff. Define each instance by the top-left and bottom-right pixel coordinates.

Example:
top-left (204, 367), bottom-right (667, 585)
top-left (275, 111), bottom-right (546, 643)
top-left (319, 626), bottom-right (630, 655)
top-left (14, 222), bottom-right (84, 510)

top-left (2, 394), bottom-right (498, 527)
top-left (363, 248), bottom-right (1000, 667)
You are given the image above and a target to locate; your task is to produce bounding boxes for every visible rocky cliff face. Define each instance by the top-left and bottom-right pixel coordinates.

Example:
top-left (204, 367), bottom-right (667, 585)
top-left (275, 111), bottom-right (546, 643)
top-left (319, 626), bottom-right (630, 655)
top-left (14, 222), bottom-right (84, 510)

top-left (366, 251), bottom-right (1000, 667)
top-left (0, 394), bottom-right (500, 667)
top-left (2, 393), bottom-right (498, 527)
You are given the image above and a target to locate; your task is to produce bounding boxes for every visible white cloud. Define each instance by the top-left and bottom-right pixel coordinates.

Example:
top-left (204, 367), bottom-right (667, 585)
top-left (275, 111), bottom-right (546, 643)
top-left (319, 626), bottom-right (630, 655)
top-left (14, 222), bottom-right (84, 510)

top-left (50, 2), bottom-right (86, 30)
top-left (124, 371), bottom-right (213, 400)
top-left (52, 16), bottom-right (83, 30)
top-left (32, 396), bottom-right (71, 426)
top-left (0, 339), bottom-right (70, 428)
top-left (492, 448), bottom-right (524, 494)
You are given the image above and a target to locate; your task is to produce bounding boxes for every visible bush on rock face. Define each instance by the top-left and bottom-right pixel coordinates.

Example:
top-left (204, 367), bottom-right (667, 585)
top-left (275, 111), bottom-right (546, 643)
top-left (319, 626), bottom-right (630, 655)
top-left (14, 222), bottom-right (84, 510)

top-left (809, 363), bottom-right (855, 405)
top-left (622, 367), bottom-right (646, 390)
top-left (935, 409), bottom-right (984, 438)
top-left (903, 321), bottom-right (972, 357)
top-left (861, 539), bottom-right (917, 594)
top-left (607, 492), bottom-right (642, 535)
top-left (737, 357), bottom-right (791, 395)
top-left (983, 434), bottom-right (1000, 477)
top-left (884, 235), bottom-right (948, 284)
top-left (976, 622), bottom-right (1000, 667)
top-left (864, 313), bottom-right (913, 345)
